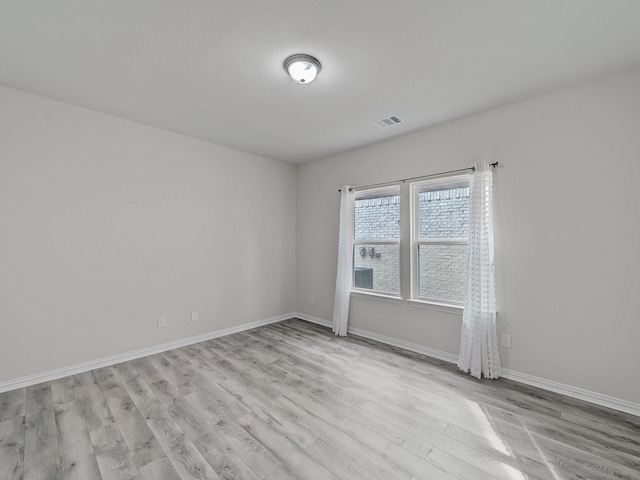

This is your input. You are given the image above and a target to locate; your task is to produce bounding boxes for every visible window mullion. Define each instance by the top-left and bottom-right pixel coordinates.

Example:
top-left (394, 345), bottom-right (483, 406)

top-left (416, 238), bottom-right (468, 246)
top-left (353, 239), bottom-right (400, 245)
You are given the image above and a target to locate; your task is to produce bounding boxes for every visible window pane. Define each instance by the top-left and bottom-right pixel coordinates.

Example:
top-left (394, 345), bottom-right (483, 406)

top-left (355, 194), bottom-right (400, 241)
top-left (418, 244), bottom-right (467, 302)
top-left (353, 244), bottom-right (400, 294)
top-left (418, 186), bottom-right (468, 240)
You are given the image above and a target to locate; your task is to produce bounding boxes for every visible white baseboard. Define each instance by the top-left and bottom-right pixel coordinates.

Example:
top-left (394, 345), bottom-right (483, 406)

top-left (293, 312), bottom-right (459, 363)
top-left (499, 369), bottom-right (640, 418)
top-left (5, 311), bottom-right (639, 417)
top-left (293, 312), bottom-right (640, 417)
top-left (0, 312), bottom-right (294, 394)
top-left (294, 312), bottom-right (333, 328)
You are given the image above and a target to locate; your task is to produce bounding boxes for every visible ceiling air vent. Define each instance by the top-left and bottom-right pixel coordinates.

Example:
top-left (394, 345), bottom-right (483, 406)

top-left (373, 115), bottom-right (403, 129)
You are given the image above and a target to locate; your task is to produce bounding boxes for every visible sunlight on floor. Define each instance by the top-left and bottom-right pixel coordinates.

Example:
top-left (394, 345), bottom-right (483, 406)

top-left (463, 401), bottom-right (563, 480)
top-left (464, 402), bottom-right (516, 457)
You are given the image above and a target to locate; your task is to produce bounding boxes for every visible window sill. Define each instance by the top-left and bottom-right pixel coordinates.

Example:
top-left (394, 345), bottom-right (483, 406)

top-left (350, 290), bottom-right (403, 304)
top-left (407, 299), bottom-right (464, 315)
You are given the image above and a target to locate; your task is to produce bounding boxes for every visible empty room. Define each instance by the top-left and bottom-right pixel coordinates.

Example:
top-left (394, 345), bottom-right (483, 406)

top-left (1, 1), bottom-right (640, 479)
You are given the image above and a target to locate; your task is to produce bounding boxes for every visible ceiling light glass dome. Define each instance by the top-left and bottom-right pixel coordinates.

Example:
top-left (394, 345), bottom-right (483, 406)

top-left (284, 54), bottom-right (321, 84)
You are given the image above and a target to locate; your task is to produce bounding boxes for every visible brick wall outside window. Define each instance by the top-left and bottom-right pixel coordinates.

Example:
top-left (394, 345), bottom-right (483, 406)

top-left (418, 187), bottom-right (468, 301)
top-left (353, 188), bottom-right (468, 300)
top-left (354, 196), bottom-right (399, 293)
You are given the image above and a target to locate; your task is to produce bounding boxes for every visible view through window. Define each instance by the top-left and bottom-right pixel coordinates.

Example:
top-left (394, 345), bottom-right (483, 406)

top-left (353, 187), bottom-right (400, 295)
top-left (413, 176), bottom-right (469, 304)
top-left (351, 175), bottom-right (469, 307)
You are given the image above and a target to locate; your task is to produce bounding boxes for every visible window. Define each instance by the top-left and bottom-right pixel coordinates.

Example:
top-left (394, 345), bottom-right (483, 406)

top-left (348, 175), bottom-right (469, 308)
top-left (411, 175), bottom-right (469, 306)
top-left (352, 186), bottom-right (400, 296)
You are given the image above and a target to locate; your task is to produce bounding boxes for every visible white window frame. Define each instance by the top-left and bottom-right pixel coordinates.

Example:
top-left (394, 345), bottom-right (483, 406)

top-left (351, 185), bottom-right (401, 299)
top-left (410, 174), bottom-right (469, 308)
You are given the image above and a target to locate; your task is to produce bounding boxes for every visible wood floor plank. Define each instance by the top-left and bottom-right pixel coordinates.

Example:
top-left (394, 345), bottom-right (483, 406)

top-left (138, 456), bottom-right (181, 480)
top-left (112, 363), bottom-right (156, 408)
top-left (458, 401), bottom-right (640, 468)
top-left (25, 383), bottom-right (52, 417)
top-left (130, 357), bottom-right (187, 407)
top-left (256, 327), bottom-right (398, 386)
top-left (237, 412), bottom-right (340, 480)
top-left (376, 382), bottom-right (464, 415)
top-left (113, 362), bottom-right (221, 480)
top-left (146, 353), bottom-right (193, 393)
top-left (53, 401), bottom-right (102, 479)
top-left (345, 405), bottom-right (435, 458)
top-left (24, 383), bottom-right (60, 480)
top-left (226, 346), bottom-right (372, 414)
top-left (469, 389), bottom-right (563, 419)
top-left (361, 399), bottom-right (450, 437)
top-left (219, 378), bottom-right (318, 449)
top-left (369, 387), bottom-right (458, 430)
top-left (561, 396), bottom-right (640, 433)
top-left (98, 383), bottom-right (165, 470)
top-left (0, 445), bottom-right (24, 480)
top-left (187, 342), bottom-right (222, 362)
top-left (183, 390), bottom-right (281, 479)
top-left (191, 432), bottom-right (262, 480)
top-left (428, 431), bottom-right (544, 480)
top-left (275, 395), bottom-right (414, 480)
top-left (24, 383), bottom-right (57, 452)
top-left (0, 417), bottom-right (25, 480)
top-left (73, 371), bottom-right (116, 433)
top-left (93, 367), bottom-right (121, 392)
top-left (23, 446), bottom-right (62, 480)
top-left (0, 388), bottom-right (26, 422)
top-left (138, 399), bottom-right (220, 480)
top-left (5, 319), bottom-right (640, 480)
top-left (426, 447), bottom-right (509, 480)
top-left (561, 408), bottom-right (640, 451)
top-left (451, 407), bottom-right (640, 479)
top-left (271, 354), bottom-right (384, 398)
top-left (443, 422), bottom-right (614, 480)
top-left (305, 438), bottom-right (381, 480)
top-left (335, 416), bottom-right (457, 480)
top-left (263, 465), bottom-right (304, 480)
top-left (89, 422), bottom-right (141, 480)
top-left (181, 371), bottom-right (251, 421)
top-left (137, 366), bottom-right (236, 472)
top-left (51, 377), bottom-right (77, 405)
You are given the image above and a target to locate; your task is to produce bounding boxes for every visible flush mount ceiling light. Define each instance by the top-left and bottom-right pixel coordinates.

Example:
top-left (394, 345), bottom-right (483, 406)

top-left (283, 54), bottom-right (321, 84)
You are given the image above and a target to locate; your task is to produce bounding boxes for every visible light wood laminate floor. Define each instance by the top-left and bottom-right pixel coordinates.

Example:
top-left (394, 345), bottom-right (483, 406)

top-left (1, 318), bottom-right (639, 480)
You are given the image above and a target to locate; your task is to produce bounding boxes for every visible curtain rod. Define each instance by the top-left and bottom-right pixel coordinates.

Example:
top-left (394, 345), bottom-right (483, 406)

top-left (338, 162), bottom-right (498, 192)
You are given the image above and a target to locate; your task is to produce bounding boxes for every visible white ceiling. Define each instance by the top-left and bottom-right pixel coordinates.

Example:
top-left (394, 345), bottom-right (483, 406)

top-left (2, 1), bottom-right (640, 164)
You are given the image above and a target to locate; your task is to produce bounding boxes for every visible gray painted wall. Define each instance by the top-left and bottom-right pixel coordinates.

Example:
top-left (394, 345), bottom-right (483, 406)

top-left (2, 67), bottom-right (639, 406)
top-left (296, 67), bottom-right (640, 404)
top-left (0, 86), bottom-right (297, 383)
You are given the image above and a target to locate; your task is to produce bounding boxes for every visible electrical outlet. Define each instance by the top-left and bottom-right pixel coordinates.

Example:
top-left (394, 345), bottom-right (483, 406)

top-left (310, 296), bottom-right (315, 305)
top-left (191, 311), bottom-right (199, 322)
top-left (158, 316), bottom-right (167, 328)
top-left (501, 334), bottom-right (512, 348)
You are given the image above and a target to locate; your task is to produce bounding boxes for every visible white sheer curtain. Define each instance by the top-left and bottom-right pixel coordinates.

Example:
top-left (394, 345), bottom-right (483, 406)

top-left (458, 161), bottom-right (502, 379)
top-left (332, 186), bottom-right (355, 336)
